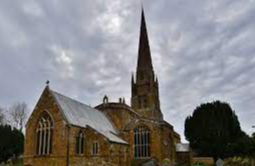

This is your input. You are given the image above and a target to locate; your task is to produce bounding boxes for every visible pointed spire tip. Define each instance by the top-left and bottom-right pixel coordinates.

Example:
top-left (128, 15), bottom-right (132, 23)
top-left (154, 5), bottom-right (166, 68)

top-left (137, 6), bottom-right (153, 71)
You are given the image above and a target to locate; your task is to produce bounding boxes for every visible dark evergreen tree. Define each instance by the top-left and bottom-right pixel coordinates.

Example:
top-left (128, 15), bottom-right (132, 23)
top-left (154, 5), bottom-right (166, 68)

top-left (0, 124), bottom-right (24, 163)
top-left (185, 101), bottom-right (245, 160)
top-left (250, 133), bottom-right (255, 157)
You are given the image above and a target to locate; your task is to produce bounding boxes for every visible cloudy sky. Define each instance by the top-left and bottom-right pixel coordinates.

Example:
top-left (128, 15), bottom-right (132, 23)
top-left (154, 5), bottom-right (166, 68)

top-left (1, 0), bottom-right (255, 141)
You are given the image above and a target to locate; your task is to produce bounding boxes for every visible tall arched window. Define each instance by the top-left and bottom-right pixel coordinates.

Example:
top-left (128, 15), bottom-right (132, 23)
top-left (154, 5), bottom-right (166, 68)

top-left (36, 112), bottom-right (53, 155)
top-left (92, 142), bottom-right (99, 155)
top-left (134, 126), bottom-right (150, 158)
top-left (76, 131), bottom-right (85, 154)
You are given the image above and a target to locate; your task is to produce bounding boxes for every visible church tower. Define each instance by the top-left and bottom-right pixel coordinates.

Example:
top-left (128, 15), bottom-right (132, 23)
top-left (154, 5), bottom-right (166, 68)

top-left (131, 9), bottom-right (163, 120)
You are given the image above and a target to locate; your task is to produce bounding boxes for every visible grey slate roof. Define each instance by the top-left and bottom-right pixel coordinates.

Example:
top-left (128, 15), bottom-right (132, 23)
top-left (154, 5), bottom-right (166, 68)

top-left (51, 90), bottom-right (127, 145)
top-left (176, 143), bottom-right (190, 152)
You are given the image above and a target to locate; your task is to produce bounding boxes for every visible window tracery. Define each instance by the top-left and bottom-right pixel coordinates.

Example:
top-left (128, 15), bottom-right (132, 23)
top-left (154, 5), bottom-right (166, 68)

top-left (134, 126), bottom-right (150, 158)
top-left (36, 112), bottom-right (53, 155)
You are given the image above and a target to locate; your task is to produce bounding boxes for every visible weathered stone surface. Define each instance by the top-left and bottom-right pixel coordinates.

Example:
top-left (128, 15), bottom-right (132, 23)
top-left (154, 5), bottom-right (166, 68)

top-left (24, 87), bottom-right (129, 166)
top-left (24, 87), bottom-right (68, 166)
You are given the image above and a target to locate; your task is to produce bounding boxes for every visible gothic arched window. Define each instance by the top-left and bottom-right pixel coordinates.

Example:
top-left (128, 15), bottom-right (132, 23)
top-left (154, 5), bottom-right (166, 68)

top-left (92, 142), bottom-right (99, 155)
top-left (76, 131), bottom-right (85, 154)
top-left (36, 112), bottom-right (53, 155)
top-left (134, 126), bottom-right (150, 158)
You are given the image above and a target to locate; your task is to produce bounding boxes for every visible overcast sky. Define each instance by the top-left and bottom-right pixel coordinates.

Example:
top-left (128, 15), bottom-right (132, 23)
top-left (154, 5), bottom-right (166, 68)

top-left (0, 0), bottom-right (255, 141)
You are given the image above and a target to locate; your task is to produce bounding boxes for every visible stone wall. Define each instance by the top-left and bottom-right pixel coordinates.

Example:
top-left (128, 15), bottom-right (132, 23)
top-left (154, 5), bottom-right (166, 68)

top-left (24, 87), bottom-right (68, 166)
top-left (96, 102), bottom-right (139, 131)
top-left (68, 126), bottom-right (129, 166)
top-left (112, 116), bottom-right (178, 165)
top-left (96, 99), bottom-right (182, 165)
top-left (24, 88), bottom-right (129, 166)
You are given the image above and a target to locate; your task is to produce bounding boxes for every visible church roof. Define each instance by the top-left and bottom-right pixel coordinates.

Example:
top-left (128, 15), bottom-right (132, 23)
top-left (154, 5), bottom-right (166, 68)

top-left (51, 90), bottom-right (128, 145)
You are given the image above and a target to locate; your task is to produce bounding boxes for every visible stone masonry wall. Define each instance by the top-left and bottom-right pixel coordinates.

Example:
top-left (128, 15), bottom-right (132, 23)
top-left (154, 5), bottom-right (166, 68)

top-left (24, 87), bottom-right (68, 166)
top-left (24, 87), bottom-right (129, 166)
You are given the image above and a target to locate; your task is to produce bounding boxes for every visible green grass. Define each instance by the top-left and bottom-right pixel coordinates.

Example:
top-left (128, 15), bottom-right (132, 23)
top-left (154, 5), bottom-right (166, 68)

top-left (1, 159), bottom-right (23, 166)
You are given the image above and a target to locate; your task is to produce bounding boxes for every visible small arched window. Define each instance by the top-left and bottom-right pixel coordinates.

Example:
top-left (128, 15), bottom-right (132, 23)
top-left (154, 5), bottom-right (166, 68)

top-left (36, 112), bottom-right (53, 155)
top-left (134, 126), bottom-right (150, 158)
top-left (92, 142), bottom-right (99, 155)
top-left (76, 131), bottom-right (85, 154)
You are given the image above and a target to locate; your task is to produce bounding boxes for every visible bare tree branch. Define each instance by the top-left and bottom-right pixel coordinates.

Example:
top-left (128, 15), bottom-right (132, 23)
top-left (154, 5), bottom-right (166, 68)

top-left (9, 102), bottom-right (28, 131)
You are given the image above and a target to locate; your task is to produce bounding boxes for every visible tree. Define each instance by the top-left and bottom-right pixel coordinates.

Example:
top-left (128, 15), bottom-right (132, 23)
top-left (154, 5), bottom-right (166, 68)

top-left (9, 102), bottom-right (28, 131)
top-left (250, 133), bottom-right (255, 165)
top-left (0, 107), bottom-right (5, 124)
top-left (185, 100), bottom-right (244, 160)
top-left (0, 124), bottom-right (24, 163)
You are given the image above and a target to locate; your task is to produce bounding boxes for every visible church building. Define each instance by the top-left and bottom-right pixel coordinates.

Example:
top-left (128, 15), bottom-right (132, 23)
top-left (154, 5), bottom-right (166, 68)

top-left (24, 9), bottom-right (184, 166)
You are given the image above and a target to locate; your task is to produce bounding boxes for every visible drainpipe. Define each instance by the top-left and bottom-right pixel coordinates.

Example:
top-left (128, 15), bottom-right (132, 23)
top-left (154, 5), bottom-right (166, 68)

top-left (66, 125), bottom-right (70, 166)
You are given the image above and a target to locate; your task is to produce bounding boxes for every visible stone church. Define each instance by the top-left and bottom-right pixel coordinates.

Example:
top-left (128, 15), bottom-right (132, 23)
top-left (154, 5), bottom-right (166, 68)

top-left (24, 9), bottom-right (185, 166)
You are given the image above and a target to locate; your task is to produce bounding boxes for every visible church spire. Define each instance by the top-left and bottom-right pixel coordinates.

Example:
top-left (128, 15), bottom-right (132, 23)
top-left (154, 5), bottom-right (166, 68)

top-left (137, 8), bottom-right (153, 71)
top-left (131, 8), bottom-right (163, 120)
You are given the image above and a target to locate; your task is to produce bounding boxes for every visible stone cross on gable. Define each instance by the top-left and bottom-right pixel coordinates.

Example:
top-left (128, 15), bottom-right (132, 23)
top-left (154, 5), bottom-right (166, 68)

top-left (216, 158), bottom-right (224, 166)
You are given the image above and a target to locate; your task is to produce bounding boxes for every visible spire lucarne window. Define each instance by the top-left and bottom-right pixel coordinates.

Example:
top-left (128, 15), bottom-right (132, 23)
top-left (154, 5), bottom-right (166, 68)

top-left (36, 112), bottom-right (53, 155)
top-left (134, 126), bottom-right (151, 158)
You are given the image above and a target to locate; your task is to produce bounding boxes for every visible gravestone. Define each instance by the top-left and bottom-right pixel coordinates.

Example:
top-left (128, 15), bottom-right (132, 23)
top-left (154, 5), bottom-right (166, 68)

top-left (142, 158), bottom-right (159, 166)
top-left (216, 158), bottom-right (224, 166)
